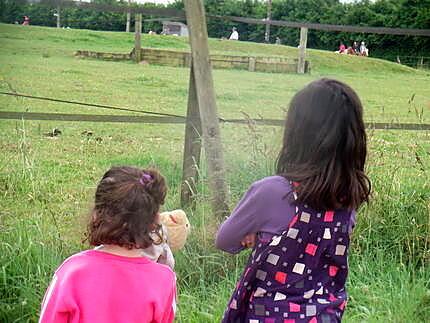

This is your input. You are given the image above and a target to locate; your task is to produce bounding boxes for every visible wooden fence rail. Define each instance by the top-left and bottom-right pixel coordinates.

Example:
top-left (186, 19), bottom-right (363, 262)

top-left (1, 111), bottom-right (429, 131)
top-left (76, 49), bottom-right (309, 74)
top-left (212, 15), bottom-right (430, 37)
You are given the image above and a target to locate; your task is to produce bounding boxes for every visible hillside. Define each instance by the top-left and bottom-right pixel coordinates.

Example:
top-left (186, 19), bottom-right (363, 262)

top-left (0, 23), bottom-right (420, 75)
top-left (0, 23), bottom-right (429, 124)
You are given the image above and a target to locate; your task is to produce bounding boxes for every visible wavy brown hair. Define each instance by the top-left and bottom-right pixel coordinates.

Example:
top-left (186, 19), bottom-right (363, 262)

top-left (276, 78), bottom-right (371, 211)
top-left (86, 166), bottom-right (167, 249)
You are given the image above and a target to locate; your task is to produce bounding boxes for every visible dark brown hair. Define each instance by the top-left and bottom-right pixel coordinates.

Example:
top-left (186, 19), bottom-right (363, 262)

top-left (87, 166), bottom-right (167, 249)
top-left (276, 78), bottom-right (371, 210)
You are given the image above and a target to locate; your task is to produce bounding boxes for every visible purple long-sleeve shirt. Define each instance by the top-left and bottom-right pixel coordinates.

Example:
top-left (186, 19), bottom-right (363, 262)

top-left (216, 176), bottom-right (294, 253)
top-left (216, 175), bottom-right (356, 254)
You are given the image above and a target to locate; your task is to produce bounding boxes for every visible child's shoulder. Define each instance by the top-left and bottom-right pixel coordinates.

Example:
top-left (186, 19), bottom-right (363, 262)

top-left (54, 250), bottom-right (97, 275)
top-left (54, 250), bottom-right (175, 281)
top-left (250, 175), bottom-right (292, 196)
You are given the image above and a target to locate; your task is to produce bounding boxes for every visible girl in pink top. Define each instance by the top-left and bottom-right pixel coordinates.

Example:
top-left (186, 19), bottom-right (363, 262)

top-left (39, 166), bottom-right (176, 323)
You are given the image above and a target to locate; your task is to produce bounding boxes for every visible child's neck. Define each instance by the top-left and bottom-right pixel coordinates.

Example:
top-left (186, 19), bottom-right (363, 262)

top-left (97, 244), bottom-right (143, 258)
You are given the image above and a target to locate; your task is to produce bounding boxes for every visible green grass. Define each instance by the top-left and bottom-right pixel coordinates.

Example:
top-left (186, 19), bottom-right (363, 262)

top-left (0, 23), bottom-right (429, 322)
top-left (1, 23), bottom-right (429, 125)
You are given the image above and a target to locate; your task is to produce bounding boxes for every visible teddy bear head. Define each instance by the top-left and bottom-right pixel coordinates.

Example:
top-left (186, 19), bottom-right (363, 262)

top-left (159, 209), bottom-right (190, 251)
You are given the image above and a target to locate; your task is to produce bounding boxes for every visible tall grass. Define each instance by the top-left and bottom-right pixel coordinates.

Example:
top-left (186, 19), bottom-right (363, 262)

top-left (1, 119), bottom-right (428, 322)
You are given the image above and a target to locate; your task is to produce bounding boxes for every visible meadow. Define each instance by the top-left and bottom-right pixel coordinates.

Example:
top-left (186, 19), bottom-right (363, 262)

top-left (0, 23), bottom-right (429, 322)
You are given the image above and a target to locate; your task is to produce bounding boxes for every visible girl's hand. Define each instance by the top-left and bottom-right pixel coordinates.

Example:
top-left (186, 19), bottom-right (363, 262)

top-left (241, 233), bottom-right (256, 248)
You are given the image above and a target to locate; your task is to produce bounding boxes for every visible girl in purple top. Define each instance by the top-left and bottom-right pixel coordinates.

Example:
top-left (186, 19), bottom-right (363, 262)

top-left (216, 78), bottom-right (371, 322)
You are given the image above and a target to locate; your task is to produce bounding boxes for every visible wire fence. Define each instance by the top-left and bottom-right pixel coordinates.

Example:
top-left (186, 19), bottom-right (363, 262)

top-left (1, 92), bottom-right (428, 131)
top-left (384, 56), bottom-right (430, 69)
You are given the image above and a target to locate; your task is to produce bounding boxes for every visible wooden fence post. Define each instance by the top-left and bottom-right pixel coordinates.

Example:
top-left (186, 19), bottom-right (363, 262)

top-left (126, 13), bottom-right (131, 32)
top-left (248, 57), bottom-right (256, 72)
top-left (181, 64), bottom-right (202, 207)
top-left (134, 13), bottom-right (142, 63)
top-left (126, 0), bottom-right (131, 32)
top-left (418, 56), bottom-right (424, 69)
top-left (264, 0), bottom-right (272, 43)
top-left (56, 5), bottom-right (61, 28)
top-left (297, 27), bottom-right (308, 74)
top-left (183, 0), bottom-right (230, 218)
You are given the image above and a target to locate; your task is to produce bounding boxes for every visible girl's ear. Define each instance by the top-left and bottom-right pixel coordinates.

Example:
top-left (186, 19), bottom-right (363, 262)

top-left (91, 210), bottom-right (98, 222)
top-left (149, 213), bottom-right (161, 231)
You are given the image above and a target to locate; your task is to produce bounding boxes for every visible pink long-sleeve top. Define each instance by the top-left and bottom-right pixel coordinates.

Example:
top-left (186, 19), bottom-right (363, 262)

top-left (39, 249), bottom-right (176, 323)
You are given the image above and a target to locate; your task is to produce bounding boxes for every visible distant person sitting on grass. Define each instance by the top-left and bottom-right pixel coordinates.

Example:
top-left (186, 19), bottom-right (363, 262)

top-left (338, 42), bottom-right (346, 54)
top-left (22, 16), bottom-right (30, 25)
top-left (346, 46), bottom-right (355, 55)
top-left (229, 27), bottom-right (239, 40)
top-left (353, 41), bottom-right (360, 55)
top-left (217, 78), bottom-right (371, 322)
top-left (39, 166), bottom-right (176, 323)
top-left (360, 41), bottom-right (369, 56)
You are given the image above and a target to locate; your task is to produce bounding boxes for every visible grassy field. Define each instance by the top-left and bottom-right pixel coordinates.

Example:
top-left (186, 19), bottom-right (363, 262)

top-left (0, 23), bottom-right (429, 322)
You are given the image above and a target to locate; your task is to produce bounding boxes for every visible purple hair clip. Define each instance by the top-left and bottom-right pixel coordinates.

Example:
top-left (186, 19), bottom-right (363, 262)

top-left (139, 173), bottom-right (152, 186)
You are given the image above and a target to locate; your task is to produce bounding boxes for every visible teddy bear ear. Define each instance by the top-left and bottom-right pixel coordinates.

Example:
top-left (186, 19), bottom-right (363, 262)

top-left (159, 212), bottom-right (171, 223)
top-left (168, 214), bottom-right (181, 225)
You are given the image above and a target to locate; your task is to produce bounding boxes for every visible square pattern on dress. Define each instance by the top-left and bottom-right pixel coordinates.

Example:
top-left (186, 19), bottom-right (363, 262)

top-left (287, 228), bottom-right (299, 239)
top-left (324, 210), bottom-right (334, 222)
top-left (289, 302), bottom-right (300, 312)
top-left (300, 212), bottom-right (311, 223)
top-left (305, 243), bottom-right (318, 256)
top-left (329, 266), bottom-right (339, 277)
top-left (335, 245), bottom-right (346, 256)
top-left (266, 253), bottom-right (280, 265)
top-left (275, 271), bottom-right (287, 284)
top-left (256, 270), bottom-right (267, 281)
top-left (254, 304), bottom-right (265, 316)
top-left (323, 228), bottom-right (331, 239)
top-left (292, 263), bottom-right (305, 275)
top-left (306, 305), bottom-right (317, 316)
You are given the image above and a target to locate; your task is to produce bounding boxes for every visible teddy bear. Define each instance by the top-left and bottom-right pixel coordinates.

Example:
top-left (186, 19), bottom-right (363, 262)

top-left (159, 209), bottom-right (191, 251)
top-left (141, 209), bottom-right (190, 269)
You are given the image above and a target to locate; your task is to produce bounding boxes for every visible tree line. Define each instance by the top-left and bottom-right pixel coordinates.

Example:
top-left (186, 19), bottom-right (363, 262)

top-left (1, 0), bottom-right (429, 65)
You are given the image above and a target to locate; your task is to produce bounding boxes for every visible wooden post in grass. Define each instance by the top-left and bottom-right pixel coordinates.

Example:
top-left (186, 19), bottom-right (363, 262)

top-left (248, 57), bottom-right (256, 72)
top-left (134, 13), bottom-right (142, 63)
top-left (126, 13), bottom-right (131, 33)
top-left (297, 27), bottom-right (308, 74)
top-left (418, 56), bottom-right (424, 69)
top-left (264, 0), bottom-right (272, 43)
top-left (183, 0), bottom-right (230, 217)
top-left (181, 65), bottom-right (202, 207)
top-left (126, 0), bottom-right (131, 32)
top-left (56, 5), bottom-right (61, 28)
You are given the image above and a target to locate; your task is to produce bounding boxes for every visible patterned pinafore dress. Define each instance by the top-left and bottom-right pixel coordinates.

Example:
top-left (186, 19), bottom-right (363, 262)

top-left (222, 196), bottom-right (353, 323)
